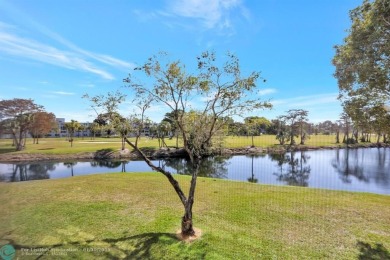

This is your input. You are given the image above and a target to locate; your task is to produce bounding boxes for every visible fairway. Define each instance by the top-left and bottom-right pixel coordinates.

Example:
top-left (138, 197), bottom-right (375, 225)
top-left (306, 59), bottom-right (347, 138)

top-left (1, 173), bottom-right (389, 259)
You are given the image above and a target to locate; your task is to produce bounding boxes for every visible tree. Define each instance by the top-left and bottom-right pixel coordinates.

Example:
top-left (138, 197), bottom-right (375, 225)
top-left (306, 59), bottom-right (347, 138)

top-left (156, 121), bottom-right (172, 148)
top-left (279, 109), bottom-right (309, 145)
top-left (112, 115), bottom-right (132, 150)
top-left (88, 122), bottom-right (101, 139)
top-left (30, 112), bottom-right (57, 144)
top-left (64, 120), bottom-right (81, 147)
top-left (244, 116), bottom-right (271, 147)
top-left (162, 110), bottom-right (183, 147)
top-left (333, 0), bottom-right (390, 135)
top-left (275, 117), bottom-right (289, 145)
top-left (77, 124), bottom-right (86, 139)
top-left (370, 105), bottom-right (390, 143)
top-left (122, 51), bottom-right (272, 237)
top-left (83, 91), bottom-right (126, 137)
top-left (0, 98), bottom-right (43, 151)
top-left (334, 120), bottom-right (343, 144)
top-left (317, 120), bottom-right (334, 135)
top-left (294, 110), bottom-right (309, 145)
top-left (340, 112), bottom-right (354, 144)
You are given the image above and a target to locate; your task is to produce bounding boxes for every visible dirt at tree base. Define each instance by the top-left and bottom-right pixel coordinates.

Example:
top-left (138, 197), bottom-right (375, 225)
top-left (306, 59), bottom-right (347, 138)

top-left (176, 228), bottom-right (202, 242)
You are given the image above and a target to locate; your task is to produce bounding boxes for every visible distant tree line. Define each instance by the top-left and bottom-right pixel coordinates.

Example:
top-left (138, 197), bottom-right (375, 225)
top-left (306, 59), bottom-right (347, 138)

top-left (1, 97), bottom-right (389, 152)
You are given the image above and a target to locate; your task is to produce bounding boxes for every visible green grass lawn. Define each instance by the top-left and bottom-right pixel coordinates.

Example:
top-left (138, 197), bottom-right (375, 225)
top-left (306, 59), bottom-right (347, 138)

top-left (0, 134), bottom-right (345, 155)
top-left (1, 173), bottom-right (389, 259)
top-left (0, 137), bottom-right (182, 155)
top-left (223, 134), bottom-right (341, 148)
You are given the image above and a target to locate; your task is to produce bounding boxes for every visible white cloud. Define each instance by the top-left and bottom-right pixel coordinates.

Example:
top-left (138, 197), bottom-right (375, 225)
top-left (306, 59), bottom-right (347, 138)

top-left (134, 0), bottom-right (249, 35)
top-left (271, 93), bottom-right (339, 108)
top-left (43, 30), bottom-right (135, 70)
top-left (50, 91), bottom-right (75, 96)
top-left (265, 92), bottom-right (343, 122)
top-left (258, 88), bottom-right (277, 96)
top-left (0, 22), bottom-right (135, 80)
top-left (0, 29), bottom-right (115, 80)
top-left (169, 0), bottom-right (242, 30)
top-left (79, 83), bottom-right (95, 88)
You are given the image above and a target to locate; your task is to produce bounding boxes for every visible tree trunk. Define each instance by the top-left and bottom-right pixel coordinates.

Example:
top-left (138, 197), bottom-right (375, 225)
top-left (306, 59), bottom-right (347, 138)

top-left (181, 160), bottom-right (199, 236)
top-left (162, 138), bottom-right (168, 148)
top-left (354, 130), bottom-right (359, 143)
top-left (181, 214), bottom-right (194, 236)
top-left (290, 135), bottom-right (295, 145)
top-left (124, 137), bottom-right (200, 237)
top-left (336, 131), bottom-right (340, 143)
top-left (300, 133), bottom-right (306, 145)
top-left (16, 143), bottom-right (24, 151)
top-left (13, 130), bottom-right (24, 151)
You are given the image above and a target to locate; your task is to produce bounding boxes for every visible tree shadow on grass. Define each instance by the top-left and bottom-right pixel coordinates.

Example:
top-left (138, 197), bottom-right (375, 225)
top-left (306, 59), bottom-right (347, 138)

top-left (0, 147), bottom-right (16, 154)
top-left (356, 240), bottom-right (390, 260)
top-left (3, 232), bottom-right (207, 260)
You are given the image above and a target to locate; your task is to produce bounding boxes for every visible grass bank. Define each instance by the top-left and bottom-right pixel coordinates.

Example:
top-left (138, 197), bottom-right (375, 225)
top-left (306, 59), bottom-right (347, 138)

top-left (1, 173), bottom-right (389, 259)
top-left (0, 135), bottom-right (355, 156)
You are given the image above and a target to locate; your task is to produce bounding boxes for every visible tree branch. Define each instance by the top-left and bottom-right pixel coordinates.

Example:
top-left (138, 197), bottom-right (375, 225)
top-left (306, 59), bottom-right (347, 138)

top-left (123, 137), bottom-right (187, 207)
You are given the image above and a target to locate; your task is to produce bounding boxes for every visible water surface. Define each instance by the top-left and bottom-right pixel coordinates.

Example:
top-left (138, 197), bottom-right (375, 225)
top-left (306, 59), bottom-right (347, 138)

top-left (0, 148), bottom-right (389, 195)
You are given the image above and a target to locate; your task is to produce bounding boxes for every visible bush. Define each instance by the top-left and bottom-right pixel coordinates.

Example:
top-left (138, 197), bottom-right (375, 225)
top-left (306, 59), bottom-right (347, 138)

top-left (344, 138), bottom-right (357, 144)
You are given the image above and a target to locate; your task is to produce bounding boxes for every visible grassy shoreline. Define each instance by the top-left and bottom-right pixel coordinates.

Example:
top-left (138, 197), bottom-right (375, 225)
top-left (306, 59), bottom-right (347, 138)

top-left (1, 173), bottom-right (389, 259)
top-left (1, 135), bottom-right (389, 162)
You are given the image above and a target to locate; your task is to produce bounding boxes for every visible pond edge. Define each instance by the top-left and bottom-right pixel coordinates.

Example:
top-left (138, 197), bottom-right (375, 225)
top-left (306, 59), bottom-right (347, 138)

top-left (0, 143), bottom-right (389, 163)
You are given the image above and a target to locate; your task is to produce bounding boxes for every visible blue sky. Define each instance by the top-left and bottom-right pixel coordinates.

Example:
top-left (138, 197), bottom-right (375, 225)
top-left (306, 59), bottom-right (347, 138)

top-left (0, 0), bottom-right (361, 123)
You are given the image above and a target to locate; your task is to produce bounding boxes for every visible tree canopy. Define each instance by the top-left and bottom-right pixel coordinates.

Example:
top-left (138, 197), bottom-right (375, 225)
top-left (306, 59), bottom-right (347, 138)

top-left (333, 0), bottom-right (390, 141)
top-left (30, 112), bottom-right (57, 144)
top-left (333, 0), bottom-right (390, 100)
top-left (0, 98), bottom-right (44, 150)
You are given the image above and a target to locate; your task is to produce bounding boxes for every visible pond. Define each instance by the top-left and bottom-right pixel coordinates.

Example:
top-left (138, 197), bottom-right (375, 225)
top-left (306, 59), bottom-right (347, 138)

top-left (0, 148), bottom-right (389, 195)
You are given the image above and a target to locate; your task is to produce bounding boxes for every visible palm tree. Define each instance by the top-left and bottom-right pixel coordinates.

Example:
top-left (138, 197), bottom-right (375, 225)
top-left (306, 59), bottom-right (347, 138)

top-left (64, 120), bottom-right (81, 147)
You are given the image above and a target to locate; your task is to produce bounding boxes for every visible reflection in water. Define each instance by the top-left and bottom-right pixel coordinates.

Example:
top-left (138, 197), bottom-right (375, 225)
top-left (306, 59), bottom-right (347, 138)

top-left (271, 152), bottom-right (311, 187)
top-left (7, 162), bottom-right (56, 181)
top-left (375, 148), bottom-right (389, 187)
top-left (331, 148), bottom-right (390, 187)
top-left (246, 155), bottom-right (266, 183)
top-left (331, 149), bottom-right (367, 183)
top-left (164, 156), bottom-right (230, 179)
top-left (91, 161), bottom-right (121, 168)
top-left (64, 162), bottom-right (77, 177)
top-left (91, 160), bottom-right (127, 172)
